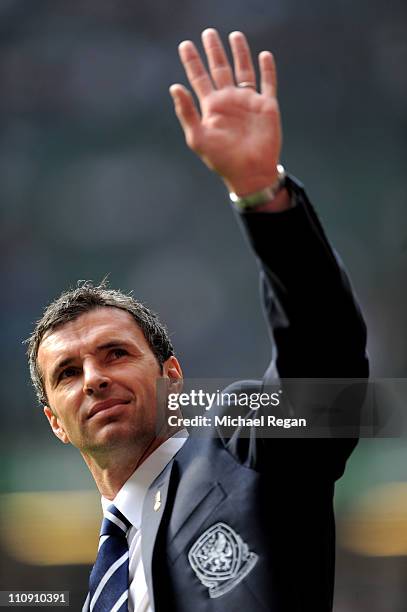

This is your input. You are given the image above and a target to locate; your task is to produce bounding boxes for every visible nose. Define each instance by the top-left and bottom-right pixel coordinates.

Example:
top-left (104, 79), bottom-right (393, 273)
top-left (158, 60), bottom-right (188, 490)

top-left (83, 361), bottom-right (111, 396)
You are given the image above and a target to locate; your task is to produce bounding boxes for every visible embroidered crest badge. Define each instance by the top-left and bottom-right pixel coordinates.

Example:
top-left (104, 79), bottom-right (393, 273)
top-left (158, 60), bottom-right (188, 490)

top-left (188, 522), bottom-right (258, 598)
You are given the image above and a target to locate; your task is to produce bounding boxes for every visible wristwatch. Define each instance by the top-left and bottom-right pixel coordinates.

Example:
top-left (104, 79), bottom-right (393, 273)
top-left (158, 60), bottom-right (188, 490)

top-left (229, 164), bottom-right (286, 211)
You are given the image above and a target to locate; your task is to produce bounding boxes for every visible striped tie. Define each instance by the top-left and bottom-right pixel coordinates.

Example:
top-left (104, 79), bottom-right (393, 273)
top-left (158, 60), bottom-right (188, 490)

top-left (83, 504), bottom-right (131, 612)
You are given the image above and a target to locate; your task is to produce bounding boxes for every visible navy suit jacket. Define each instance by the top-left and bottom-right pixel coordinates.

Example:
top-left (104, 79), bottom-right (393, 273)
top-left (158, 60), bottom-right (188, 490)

top-left (140, 178), bottom-right (369, 612)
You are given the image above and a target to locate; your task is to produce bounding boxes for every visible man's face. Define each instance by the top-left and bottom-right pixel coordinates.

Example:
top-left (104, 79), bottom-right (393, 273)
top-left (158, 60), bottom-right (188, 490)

top-left (38, 307), bottom-right (181, 455)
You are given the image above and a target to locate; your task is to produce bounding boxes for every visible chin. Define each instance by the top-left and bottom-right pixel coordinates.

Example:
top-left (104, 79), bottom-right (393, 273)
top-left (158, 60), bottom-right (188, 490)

top-left (93, 421), bottom-right (155, 450)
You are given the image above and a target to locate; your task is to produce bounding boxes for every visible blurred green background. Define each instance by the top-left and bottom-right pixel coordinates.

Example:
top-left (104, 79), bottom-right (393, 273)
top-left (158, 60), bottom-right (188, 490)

top-left (0, 1), bottom-right (406, 610)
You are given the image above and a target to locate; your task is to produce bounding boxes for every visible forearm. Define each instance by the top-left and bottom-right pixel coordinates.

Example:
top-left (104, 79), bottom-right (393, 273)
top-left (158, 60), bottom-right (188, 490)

top-left (238, 177), bottom-right (369, 379)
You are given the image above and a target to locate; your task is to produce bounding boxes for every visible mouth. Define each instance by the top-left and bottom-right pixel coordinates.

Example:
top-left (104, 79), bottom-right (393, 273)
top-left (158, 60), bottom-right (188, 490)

top-left (88, 399), bottom-right (131, 419)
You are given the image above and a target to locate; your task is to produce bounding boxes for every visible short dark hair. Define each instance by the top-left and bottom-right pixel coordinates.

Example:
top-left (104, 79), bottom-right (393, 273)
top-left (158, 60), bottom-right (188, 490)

top-left (26, 280), bottom-right (174, 405)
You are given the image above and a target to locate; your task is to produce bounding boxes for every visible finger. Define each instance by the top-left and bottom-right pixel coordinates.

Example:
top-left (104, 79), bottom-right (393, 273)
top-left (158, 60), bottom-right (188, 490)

top-left (259, 51), bottom-right (277, 97)
top-left (178, 40), bottom-right (214, 102)
top-left (169, 84), bottom-right (202, 149)
top-left (201, 28), bottom-right (234, 89)
top-left (229, 31), bottom-right (257, 88)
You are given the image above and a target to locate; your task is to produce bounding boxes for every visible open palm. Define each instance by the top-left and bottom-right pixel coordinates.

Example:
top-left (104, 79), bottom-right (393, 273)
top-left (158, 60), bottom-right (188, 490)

top-left (170, 29), bottom-right (282, 196)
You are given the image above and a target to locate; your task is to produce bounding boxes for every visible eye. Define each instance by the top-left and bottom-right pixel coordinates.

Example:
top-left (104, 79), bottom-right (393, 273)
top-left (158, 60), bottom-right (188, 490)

top-left (59, 367), bottom-right (79, 381)
top-left (111, 348), bottom-right (128, 359)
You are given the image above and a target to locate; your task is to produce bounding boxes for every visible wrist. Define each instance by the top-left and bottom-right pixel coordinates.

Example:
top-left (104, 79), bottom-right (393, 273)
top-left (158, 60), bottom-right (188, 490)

top-left (252, 187), bottom-right (292, 212)
top-left (224, 171), bottom-right (280, 197)
top-left (229, 164), bottom-right (287, 212)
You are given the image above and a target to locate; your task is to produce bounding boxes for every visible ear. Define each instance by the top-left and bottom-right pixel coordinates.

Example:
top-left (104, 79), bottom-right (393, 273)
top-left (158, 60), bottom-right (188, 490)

top-left (43, 406), bottom-right (70, 444)
top-left (162, 356), bottom-right (183, 393)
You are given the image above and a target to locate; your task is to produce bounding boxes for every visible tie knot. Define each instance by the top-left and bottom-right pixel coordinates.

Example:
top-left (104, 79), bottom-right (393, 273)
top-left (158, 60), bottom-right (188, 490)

top-left (100, 504), bottom-right (131, 538)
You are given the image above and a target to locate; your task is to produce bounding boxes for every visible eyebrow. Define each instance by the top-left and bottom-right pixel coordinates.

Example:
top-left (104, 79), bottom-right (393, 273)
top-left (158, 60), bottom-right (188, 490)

top-left (49, 339), bottom-right (134, 388)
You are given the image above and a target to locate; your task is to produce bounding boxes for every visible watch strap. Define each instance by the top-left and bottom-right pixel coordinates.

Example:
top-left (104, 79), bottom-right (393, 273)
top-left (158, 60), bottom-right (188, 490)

top-left (229, 164), bottom-right (286, 211)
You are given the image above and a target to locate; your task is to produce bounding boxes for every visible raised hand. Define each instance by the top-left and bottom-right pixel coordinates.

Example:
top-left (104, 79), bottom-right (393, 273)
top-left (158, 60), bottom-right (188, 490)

top-left (170, 28), bottom-right (282, 197)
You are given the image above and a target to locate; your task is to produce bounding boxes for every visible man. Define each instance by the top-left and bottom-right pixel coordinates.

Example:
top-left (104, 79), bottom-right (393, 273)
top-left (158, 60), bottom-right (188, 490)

top-left (27, 29), bottom-right (368, 611)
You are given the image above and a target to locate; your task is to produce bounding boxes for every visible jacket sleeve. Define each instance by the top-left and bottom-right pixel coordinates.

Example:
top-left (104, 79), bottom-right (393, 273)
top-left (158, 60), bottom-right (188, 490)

top-left (238, 176), bottom-right (368, 380)
top-left (229, 176), bottom-right (369, 479)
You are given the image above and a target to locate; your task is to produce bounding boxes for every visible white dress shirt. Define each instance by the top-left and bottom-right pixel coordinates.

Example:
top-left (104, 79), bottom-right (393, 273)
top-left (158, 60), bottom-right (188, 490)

top-left (101, 433), bottom-right (187, 612)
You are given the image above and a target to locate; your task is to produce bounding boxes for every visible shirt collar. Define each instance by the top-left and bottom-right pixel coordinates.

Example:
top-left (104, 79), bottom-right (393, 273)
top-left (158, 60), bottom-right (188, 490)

top-left (101, 431), bottom-right (187, 530)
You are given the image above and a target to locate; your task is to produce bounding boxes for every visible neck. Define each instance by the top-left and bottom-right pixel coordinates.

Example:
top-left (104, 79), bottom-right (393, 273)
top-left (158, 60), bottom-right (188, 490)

top-left (81, 434), bottom-right (168, 500)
